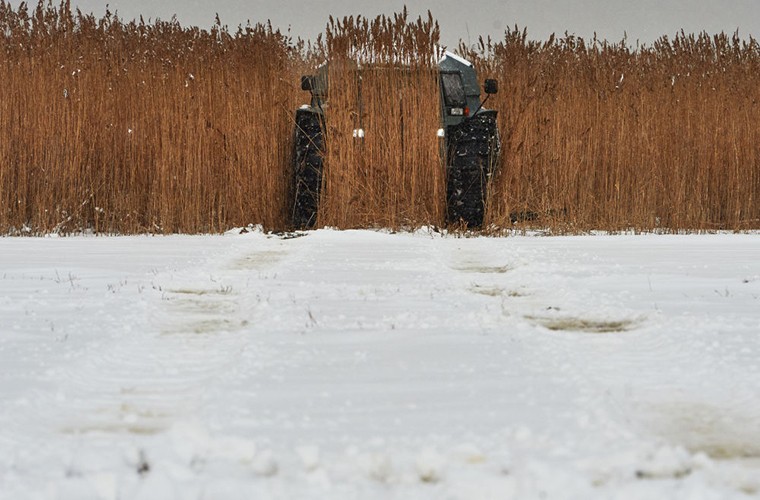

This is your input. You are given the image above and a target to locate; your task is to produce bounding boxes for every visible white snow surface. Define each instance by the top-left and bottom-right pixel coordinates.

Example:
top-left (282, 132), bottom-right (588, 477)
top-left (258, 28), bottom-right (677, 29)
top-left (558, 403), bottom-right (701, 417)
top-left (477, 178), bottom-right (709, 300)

top-left (1, 229), bottom-right (759, 499)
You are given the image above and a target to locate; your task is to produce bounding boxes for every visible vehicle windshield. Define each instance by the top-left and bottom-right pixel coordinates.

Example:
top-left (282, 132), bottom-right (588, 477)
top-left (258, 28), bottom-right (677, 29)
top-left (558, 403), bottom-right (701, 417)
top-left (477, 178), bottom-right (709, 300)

top-left (441, 72), bottom-right (466, 107)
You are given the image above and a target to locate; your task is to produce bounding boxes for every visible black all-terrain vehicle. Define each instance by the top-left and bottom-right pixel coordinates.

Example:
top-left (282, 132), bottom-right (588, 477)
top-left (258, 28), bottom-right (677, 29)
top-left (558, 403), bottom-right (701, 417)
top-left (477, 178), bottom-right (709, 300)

top-left (292, 51), bottom-right (499, 229)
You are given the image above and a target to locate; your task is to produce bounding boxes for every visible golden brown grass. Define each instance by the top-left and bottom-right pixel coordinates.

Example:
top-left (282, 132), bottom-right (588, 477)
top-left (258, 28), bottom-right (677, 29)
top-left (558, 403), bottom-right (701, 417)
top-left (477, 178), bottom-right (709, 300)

top-left (0, 1), bottom-right (299, 234)
top-left (464, 29), bottom-right (760, 232)
top-left (315, 10), bottom-right (444, 228)
top-left (1, 2), bottom-right (758, 234)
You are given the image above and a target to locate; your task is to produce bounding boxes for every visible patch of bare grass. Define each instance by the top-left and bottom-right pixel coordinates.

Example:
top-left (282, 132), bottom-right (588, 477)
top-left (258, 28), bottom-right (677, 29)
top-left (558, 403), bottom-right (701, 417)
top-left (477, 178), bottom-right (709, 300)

top-left (527, 315), bottom-right (637, 333)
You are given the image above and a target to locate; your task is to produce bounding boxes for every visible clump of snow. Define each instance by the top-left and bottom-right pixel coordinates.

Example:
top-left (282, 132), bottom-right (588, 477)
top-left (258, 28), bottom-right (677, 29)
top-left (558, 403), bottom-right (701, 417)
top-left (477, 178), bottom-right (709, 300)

top-left (295, 445), bottom-right (321, 472)
top-left (225, 223), bottom-right (264, 235)
top-left (251, 450), bottom-right (278, 477)
top-left (635, 445), bottom-right (696, 480)
top-left (361, 452), bottom-right (393, 483)
top-left (416, 448), bottom-right (446, 483)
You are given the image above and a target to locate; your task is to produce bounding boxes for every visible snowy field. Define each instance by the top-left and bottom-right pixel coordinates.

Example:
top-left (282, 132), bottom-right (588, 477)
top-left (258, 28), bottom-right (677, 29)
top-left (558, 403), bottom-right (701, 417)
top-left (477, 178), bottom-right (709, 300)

top-left (1, 229), bottom-right (759, 499)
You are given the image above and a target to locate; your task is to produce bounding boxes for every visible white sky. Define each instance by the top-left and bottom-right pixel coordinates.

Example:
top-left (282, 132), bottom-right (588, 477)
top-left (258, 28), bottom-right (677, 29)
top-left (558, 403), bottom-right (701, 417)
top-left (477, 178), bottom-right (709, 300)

top-left (24, 0), bottom-right (760, 48)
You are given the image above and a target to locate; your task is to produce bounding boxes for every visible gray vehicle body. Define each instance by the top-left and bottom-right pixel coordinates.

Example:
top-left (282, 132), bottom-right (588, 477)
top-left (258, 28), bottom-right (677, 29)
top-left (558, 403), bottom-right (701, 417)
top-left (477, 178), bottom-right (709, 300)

top-left (438, 51), bottom-right (491, 128)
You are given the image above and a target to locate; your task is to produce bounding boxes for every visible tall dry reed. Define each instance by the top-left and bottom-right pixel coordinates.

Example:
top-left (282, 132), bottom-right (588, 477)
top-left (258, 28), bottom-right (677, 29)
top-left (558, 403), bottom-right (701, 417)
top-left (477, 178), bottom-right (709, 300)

top-left (1, 2), bottom-right (758, 234)
top-left (315, 10), bottom-right (444, 228)
top-left (0, 0), bottom-right (299, 234)
top-left (464, 29), bottom-right (760, 232)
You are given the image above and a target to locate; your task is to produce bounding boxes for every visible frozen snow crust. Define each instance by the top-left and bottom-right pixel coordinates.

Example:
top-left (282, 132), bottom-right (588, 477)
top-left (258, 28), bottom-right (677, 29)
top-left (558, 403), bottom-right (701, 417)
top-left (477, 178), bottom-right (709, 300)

top-left (1, 229), bottom-right (759, 499)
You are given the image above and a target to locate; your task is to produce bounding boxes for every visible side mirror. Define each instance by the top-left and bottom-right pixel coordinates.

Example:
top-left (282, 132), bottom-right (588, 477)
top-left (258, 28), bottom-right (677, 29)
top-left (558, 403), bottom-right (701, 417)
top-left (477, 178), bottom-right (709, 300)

top-left (484, 79), bottom-right (498, 95)
top-left (301, 75), bottom-right (315, 92)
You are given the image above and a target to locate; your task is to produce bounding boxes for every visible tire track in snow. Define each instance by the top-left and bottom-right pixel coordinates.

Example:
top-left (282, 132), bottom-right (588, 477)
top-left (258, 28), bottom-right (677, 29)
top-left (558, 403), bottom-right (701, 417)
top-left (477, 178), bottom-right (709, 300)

top-left (37, 234), bottom-right (297, 439)
top-left (443, 241), bottom-right (634, 451)
top-left (50, 294), bottom-right (243, 437)
top-left (458, 237), bottom-right (760, 489)
top-left (444, 241), bottom-right (733, 486)
top-left (199, 231), bottom-right (549, 447)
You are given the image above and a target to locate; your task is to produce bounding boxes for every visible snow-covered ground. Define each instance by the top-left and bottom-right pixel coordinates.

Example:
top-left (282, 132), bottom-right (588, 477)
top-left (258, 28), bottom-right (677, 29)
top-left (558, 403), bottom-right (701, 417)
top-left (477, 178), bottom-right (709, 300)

top-left (1, 229), bottom-right (759, 499)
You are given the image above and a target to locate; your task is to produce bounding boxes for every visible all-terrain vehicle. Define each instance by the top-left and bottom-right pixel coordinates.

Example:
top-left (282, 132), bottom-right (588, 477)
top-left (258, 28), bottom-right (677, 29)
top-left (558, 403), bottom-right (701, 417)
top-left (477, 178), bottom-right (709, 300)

top-left (292, 51), bottom-right (499, 229)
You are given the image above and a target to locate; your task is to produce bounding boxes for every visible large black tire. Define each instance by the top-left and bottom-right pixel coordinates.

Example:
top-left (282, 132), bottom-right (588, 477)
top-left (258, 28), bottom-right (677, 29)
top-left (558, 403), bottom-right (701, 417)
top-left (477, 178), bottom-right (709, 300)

top-left (445, 110), bottom-right (499, 228)
top-left (293, 109), bottom-right (324, 229)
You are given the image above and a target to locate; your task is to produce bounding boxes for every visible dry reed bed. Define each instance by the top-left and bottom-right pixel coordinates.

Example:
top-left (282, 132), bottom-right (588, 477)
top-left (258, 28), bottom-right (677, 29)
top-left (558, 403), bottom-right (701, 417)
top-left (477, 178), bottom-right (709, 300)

top-left (0, 1), bottom-right (299, 234)
top-left (316, 11), bottom-right (444, 228)
top-left (1, 2), bottom-right (758, 234)
top-left (467, 29), bottom-right (760, 231)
